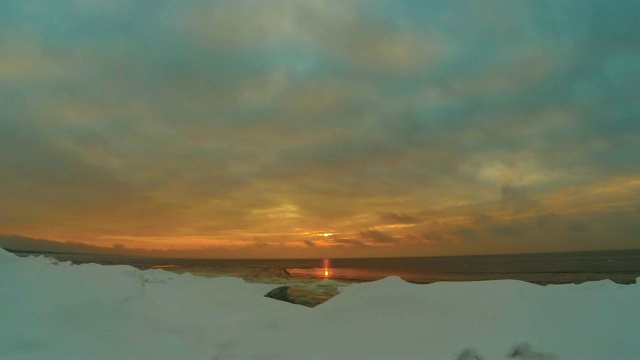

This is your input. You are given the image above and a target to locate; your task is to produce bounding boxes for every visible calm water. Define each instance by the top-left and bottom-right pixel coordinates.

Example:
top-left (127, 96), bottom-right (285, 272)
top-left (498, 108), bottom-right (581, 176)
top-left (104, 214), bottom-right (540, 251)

top-left (30, 249), bottom-right (640, 285)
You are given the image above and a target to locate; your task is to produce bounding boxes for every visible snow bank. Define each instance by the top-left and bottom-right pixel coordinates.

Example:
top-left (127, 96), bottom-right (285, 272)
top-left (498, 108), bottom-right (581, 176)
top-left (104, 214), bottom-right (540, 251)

top-left (1, 248), bottom-right (639, 359)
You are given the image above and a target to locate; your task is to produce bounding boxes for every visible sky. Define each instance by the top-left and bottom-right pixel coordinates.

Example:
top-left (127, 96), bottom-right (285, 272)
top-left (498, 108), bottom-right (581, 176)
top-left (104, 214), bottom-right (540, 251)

top-left (1, 0), bottom-right (639, 258)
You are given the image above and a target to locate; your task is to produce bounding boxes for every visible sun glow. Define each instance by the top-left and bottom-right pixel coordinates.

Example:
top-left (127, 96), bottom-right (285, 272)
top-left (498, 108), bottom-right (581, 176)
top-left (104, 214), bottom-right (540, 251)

top-left (315, 232), bottom-right (333, 237)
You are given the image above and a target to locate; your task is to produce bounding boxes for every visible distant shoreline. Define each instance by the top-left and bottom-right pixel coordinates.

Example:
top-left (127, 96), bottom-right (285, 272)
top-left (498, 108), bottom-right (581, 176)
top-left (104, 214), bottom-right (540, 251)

top-left (2, 248), bottom-right (92, 256)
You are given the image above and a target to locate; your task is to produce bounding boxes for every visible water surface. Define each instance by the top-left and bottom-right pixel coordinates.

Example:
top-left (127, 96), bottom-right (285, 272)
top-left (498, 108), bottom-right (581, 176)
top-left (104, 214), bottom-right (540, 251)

top-left (28, 249), bottom-right (640, 285)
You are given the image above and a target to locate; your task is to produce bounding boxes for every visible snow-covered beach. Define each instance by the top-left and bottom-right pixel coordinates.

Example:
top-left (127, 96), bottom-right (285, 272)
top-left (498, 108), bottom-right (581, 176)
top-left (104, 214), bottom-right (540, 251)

top-left (2, 248), bottom-right (639, 359)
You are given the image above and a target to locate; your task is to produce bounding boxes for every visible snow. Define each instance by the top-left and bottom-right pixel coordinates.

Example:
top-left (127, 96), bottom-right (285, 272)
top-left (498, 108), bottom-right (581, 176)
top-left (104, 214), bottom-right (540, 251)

top-left (1, 248), bottom-right (639, 359)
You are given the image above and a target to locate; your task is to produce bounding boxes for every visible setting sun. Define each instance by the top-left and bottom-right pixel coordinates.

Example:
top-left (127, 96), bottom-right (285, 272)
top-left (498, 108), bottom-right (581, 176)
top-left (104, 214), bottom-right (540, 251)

top-left (315, 233), bottom-right (333, 237)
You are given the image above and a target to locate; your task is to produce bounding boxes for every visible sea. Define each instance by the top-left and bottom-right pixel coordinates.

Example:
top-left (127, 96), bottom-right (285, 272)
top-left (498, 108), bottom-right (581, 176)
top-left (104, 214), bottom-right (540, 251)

top-left (20, 249), bottom-right (640, 286)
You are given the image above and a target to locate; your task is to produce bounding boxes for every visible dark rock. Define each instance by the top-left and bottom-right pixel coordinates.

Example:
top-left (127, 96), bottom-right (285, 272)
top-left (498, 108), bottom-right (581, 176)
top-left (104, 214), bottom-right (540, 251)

top-left (265, 286), bottom-right (292, 303)
top-left (265, 284), bottom-right (340, 307)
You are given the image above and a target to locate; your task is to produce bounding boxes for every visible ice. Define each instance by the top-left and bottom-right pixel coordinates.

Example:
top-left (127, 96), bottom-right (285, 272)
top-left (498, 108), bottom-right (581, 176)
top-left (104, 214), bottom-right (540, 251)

top-left (1, 248), bottom-right (639, 359)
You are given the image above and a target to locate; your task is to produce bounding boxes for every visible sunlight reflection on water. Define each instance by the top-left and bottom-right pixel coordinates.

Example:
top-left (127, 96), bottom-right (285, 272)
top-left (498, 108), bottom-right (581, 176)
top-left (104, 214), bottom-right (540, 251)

top-left (323, 258), bottom-right (330, 279)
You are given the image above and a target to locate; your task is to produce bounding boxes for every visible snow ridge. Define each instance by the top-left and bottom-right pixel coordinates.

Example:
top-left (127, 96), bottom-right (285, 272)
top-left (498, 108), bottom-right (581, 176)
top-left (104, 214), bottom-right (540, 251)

top-left (1, 249), bottom-right (639, 359)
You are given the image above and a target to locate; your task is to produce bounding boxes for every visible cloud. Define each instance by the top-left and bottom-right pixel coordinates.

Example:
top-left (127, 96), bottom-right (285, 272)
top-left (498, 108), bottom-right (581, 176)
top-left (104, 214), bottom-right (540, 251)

top-left (501, 185), bottom-right (539, 214)
top-left (0, 120), bottom-right (148, 233)
top-left (487, 223), bottom-right (528, 238)
top-left (422, 231), bottom-right (452, 244)
top-left (252, 241), bottom-right (269, 249)
top-left (360, 229), bottom-right (398, 244)
top-left (179, 0), bottom-right (440, 75)
top-left (568, 221), bottom-right (589, 233)
top-left (328, 238), bottom-right (368, 248)
top-left (378, 212), bottom-right (420, 225)
top-left (0, 41), bottom-right (92, 82)
top-left (472, 213), bottom-right (495, 225)
top-left (303, 240), bottom-right (316, 247)
top-left (453, 227), bottom-right (479, 242)
top-left (535, 213), bottom-right (561, 228)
